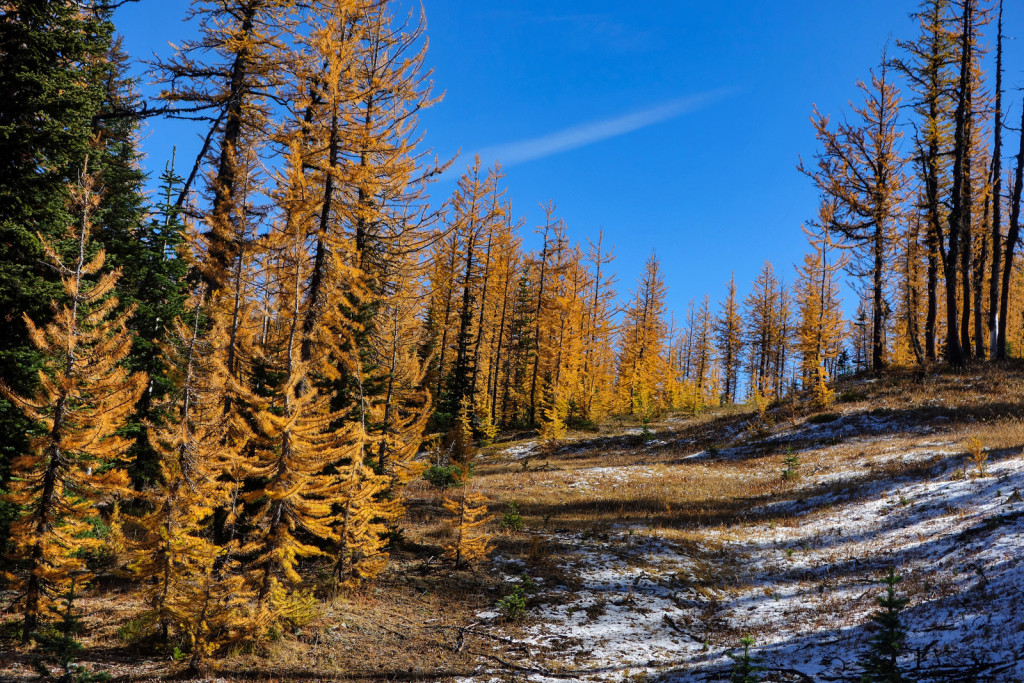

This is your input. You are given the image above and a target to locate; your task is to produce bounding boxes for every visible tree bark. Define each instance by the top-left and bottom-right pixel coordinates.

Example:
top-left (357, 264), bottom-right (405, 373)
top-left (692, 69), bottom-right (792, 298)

top-left (987, 0), bottom-right (1004, 358)
top-left (997, 96), bottom-right (1024, 359)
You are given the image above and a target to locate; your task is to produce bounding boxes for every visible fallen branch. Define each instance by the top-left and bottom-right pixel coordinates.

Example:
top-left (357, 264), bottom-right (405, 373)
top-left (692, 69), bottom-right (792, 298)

top-left (765, 667), bottom-right (816, 682)
top-left (662, 614), bottom-right (699, 641)
top-left (422, 622), bottom-right (535, 651)
top-left (474, 652), bottom-right (565, 678)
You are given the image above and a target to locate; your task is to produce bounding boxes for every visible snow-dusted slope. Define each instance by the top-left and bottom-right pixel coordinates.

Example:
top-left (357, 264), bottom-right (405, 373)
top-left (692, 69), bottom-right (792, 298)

top-left (466, 414), bottom-right (1024, 682)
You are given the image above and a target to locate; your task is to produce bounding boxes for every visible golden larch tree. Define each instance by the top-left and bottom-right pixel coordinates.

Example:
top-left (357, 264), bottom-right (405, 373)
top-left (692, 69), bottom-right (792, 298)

top-left (240, 144), bottom-right (352, 608)
top-left (716, 274), bottom-right (744, 404)
top-left (795, 199), bottom-right (847, 407)
top-left (133, 300), bottom-right (255, 671)
top-left (744, 261), bottom-right (787, 400)
top-left (801, 57), bottom-right (904, 370)
top-left (893, 0), bottom-right (957, 361)
top-left (154, 0), bottom-right (293, 290)
top-left (1, 170), bottom-right (147, 640)
top-left (441, 410), bottom-right (493, 567)
top-left (579, 230), bottom-right (618, 422)
top-left (616, 252), bottom-right (670, 419)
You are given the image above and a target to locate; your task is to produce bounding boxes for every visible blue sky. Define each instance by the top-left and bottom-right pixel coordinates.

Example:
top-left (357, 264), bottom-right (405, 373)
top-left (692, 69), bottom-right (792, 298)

top-left (115, 0), bottom-right (1023, 322)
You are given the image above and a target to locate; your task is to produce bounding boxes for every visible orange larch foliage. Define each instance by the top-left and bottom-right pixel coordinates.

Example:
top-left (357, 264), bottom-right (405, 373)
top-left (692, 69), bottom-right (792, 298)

top-left (1, 170), bottom-right (147, 639)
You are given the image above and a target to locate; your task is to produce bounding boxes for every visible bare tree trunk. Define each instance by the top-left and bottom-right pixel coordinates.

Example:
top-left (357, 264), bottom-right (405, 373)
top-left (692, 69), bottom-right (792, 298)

top-left (974, 192), bottom-right (989, 358)
top-left (205, 5), bottom-right (256, 291)
top-left (528, 218), bottom-right (551, 425)
top-left (872, 224), bottom-right (886, 369)
top-left (997, 96), bottom-right (1024, 359)
top-left (925, 236), bottom-right (938, 360)
top-left (945, 0), bottom-right (975, 367)
top-left (987, 0), bottom-right (1004, 359)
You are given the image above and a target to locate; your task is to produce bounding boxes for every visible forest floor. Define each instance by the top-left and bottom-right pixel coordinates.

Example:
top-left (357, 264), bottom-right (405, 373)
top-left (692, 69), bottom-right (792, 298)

top-left (2, 365), bottom-right (1024, 681)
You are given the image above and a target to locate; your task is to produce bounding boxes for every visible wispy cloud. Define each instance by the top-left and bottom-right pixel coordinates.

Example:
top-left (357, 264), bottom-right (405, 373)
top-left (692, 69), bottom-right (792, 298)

top-left (443, 89), bottom-right (735, 180)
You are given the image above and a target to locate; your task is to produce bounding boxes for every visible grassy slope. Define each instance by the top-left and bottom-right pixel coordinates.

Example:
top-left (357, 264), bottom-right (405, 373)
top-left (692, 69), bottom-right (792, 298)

top-left (468, 364), bottom-right (1024, 682)
top-left (2, 364), bottom-right (1023, 681)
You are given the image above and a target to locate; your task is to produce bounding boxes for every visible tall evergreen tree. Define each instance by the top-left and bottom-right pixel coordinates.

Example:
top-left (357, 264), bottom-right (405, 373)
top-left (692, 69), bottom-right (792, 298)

top-left (716, 274), bottom-right (744, 404)
top-left (0, 0), bottom-right (114, 522)
top-left (95, 46), bottom-right (191, 482)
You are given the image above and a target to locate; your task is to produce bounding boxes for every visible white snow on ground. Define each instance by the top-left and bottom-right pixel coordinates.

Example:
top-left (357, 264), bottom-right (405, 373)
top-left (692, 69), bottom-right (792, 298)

top-left (711, 449), bottom-right (1024, 682)
top-left (466, 531), bottom-right (708, 682)
top-left (463, 428), bottom-right (1024, 682)
top-left (503, 441), bottom-right (538, 460)
top-left (567, 465), bottom-right (660, 491)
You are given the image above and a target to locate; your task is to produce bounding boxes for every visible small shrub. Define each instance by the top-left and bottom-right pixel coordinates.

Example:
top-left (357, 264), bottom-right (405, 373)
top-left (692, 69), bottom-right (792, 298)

top-left (584, 599), bottom-right (607, 621)
top-left (750, 389), bottom-right (769, 418)
top-left (0, 619), bottom-right (23, 642)
top-left (840, 389), bottom-right (867, 403)
top-left (384, 526), bottom-right (406, 549)
top-left (477, 412), bottom-right (499, 445)
top-left (808, 412), bottom-right (840, 424)
top-left (499, 503), bottom-right (524, 532)
top-left (566, 415), bottom-right (600, 432)
top-left (811, 366), bottom-right (836, 409)
top-left (115, 612), bottom-right (159, 645)
top-left (427, 410), bottom-right (455, 434)
top-left (727, 634), bottom-right (764, 682)
top-left (424, 463), bottom-right (473, 489)
top-left (966, 438), bottom-right (988, 478)
top-left (495, 574), bottom-right (536, 621)
top-left (268, 579), bottom-right (320, 631)
top-left (742, 390), bottom-right (772, 435)
top-left (781, 450), bottom-right (801, 480)
top-left (496, 584), bottom-right (528, 621)
top-left (640, 421), bottom-right (655, 442)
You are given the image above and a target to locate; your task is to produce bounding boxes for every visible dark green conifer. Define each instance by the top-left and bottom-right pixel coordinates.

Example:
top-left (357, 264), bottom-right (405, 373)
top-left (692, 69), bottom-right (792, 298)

top-left (727, 634), bottom-right (764, 683)
top-left (0, 0), bottom-right (114, 528)
top-left (861, 568), bottom-right (914, 682)
top-left (93, 41), bottom-right (191, 485)
top-left (31, 578), bottom-right (110, 683)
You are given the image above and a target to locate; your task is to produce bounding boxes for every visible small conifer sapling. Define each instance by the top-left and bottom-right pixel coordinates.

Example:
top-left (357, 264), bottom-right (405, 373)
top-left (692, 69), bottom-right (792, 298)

top-left (860, 567), bottom-right (912, 682)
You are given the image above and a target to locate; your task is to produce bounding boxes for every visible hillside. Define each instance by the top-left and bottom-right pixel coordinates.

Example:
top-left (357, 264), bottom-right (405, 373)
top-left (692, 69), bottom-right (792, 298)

top-left (4, 365), bottom-right (1023, 682)
top-left (460, 364), bottom-right (1024, 682)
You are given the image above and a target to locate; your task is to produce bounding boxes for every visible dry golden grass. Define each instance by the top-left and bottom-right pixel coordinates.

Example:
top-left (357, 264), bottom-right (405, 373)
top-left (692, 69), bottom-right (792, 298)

top-left (5, 362), bottom-right (1024, 680)
top-left (0, 478), bottom-right (508, 682)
